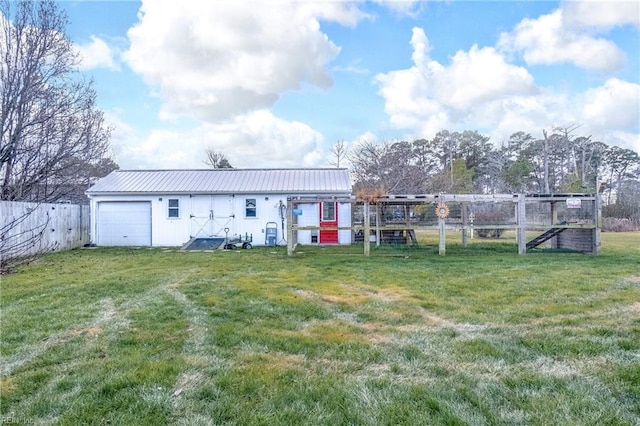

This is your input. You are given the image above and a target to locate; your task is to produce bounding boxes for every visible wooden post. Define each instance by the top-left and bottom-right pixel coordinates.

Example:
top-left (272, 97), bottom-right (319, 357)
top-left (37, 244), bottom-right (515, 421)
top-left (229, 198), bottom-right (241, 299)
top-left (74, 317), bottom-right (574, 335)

top-left (550, 201), bottom-right (558, 225)
top-left (363, 202), bottom-right (370, 257)
top-left (461, 226), bottom-right (467, 247)
top-left (375, 202), bottom-right (381, 247)
top-left (405, 204), bottom-right (411, 244)
top-left (286, 198), bottom-right (294, 256)
top-left (549, 201), bottom-right (559, 248)
top-left (461, 202), bottom-right (467, 247)
top-left (594, 188), bottom-right (602, 255)
top-left (438, 217), bottom-right (446, 256)
top-left (517, 194), bottom-right (527, 254)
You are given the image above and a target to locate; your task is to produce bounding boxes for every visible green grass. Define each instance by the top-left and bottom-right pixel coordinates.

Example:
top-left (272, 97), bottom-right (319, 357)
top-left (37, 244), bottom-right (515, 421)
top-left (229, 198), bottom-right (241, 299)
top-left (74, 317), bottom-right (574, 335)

top-left (1, 232), bottom-right (639, 425)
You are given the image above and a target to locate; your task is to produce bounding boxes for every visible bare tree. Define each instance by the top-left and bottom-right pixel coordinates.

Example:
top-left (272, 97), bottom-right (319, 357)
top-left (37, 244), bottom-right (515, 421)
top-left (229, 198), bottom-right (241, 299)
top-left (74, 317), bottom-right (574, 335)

top-left (350, 140), bottom-right (430, 194)
top-left (204, 148), bottom-right (233, 168)
top-left (1, 0), bottom-right (112, 271)
top-left (328, 140), bottom-right (348, 168)
top-left (1, 0), bottom-right (112, 203)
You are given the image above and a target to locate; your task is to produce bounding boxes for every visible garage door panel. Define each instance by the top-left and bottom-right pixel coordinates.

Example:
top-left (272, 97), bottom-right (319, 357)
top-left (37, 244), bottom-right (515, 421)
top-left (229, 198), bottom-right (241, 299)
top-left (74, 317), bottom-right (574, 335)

top-left (98, 202), bottom-right (151, 246)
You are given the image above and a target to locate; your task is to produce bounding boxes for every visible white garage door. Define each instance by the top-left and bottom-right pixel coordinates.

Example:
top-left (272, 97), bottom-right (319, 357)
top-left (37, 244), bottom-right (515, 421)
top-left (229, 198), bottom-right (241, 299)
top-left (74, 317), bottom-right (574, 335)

top-left (98, 202), bottom-right (151, 246)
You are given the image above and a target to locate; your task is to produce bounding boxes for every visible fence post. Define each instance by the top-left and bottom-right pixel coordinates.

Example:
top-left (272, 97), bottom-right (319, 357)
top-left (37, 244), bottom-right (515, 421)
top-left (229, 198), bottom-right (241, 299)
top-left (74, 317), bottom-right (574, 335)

top-left (517, 194), bottom-right (527, 254)
top-left (287, 198), bottom-right (294, 256)
top-left (438, 217), bottom-right (446, 255)
top-left (363, 202), bottom-right (370, 257)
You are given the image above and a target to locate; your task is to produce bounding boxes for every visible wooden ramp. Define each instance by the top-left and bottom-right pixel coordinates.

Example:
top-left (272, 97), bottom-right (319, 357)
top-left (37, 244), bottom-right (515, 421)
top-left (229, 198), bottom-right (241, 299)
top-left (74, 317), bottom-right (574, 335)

top-left (407, 229), bottom-right (418, 245)
top-left (526, 222), bottom-right (567, 250)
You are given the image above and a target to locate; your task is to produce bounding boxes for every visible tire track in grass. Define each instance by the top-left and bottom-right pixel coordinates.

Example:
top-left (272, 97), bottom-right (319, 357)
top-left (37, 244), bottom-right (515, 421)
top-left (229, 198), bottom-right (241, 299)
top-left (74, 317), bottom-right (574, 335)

top-left (0, 298), bottom-right (117, 377)
top-left (2, 272), bottom-right (192, 420)
top-left (164, 274), bottom-right (226, 422)
top-left (10, 358), bottom-right (86, 424)
top-left (3, 269), bottom-right (218, 423)
top-left (2, 298), bottom-right (122, 424)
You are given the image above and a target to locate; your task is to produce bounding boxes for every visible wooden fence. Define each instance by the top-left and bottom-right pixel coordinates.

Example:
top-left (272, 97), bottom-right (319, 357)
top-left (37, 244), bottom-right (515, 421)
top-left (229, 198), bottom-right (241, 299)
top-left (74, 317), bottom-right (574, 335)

top-left (1, 201), bottom-right (90, 264)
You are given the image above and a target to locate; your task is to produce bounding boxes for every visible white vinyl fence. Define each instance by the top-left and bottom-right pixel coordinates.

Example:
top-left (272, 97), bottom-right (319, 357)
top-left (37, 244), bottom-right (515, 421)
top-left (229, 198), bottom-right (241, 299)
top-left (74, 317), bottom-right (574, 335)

top-left (1, 201), bottom-right (90, 264)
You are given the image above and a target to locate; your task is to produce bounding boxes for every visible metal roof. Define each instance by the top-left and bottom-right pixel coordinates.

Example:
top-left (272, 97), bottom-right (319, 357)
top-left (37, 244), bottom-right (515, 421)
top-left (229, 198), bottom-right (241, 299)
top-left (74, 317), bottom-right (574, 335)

top-left (86, 168), bottom-right (352, 195)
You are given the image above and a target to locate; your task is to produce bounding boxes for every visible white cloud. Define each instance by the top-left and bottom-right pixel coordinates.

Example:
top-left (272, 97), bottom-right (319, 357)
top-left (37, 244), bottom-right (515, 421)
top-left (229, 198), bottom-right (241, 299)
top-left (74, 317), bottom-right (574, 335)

top-left (354, 131), bottom-right (379, 145)
top-left (376, 27), bottom-right (536, 137)
top-left (332, 60), bottom-right (370, 75)
top-left (605, 131), bottom-right (640, 154)
top-left (497, 8), bottom-right (625, 71)
top-left (375, 26), bottom-right (639, 153)
top-left (435, 45), bottom-right (537, 111)
top-left (562, 0), bottom-right (640, 30)
top-left (480, 93), bottom-right (572, 144)
top-left (124, 0), bottom-right (366, 121)
top-left (478, 82), bottom-right (640, 153)
top-left (374, 0), bottom-right (423, 18)
top-left (207, 110), bottom-right (325, 168)
top-left (582, 78), bottom-right (640, 131)
top-left (464, 86), bottom-right (640, 154)
top-left (74, 36), bottom-right (119, 71)
top-left (375, 29), bottom-right (448, 134)
top-left (107, 110), bottom-right (324, 169)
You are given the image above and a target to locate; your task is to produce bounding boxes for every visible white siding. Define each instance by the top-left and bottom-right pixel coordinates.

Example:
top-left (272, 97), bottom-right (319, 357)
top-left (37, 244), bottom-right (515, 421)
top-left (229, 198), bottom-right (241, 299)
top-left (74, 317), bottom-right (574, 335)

top-left (89, 193), bottom-right (352, 247)
top-left (338, 202), bottom-right (352, 244)
top-left (230, 194), bottom-right (289, 245)
top-left (155, 196), bottom-right (191, 246)
top-left (296, 203), bottom-right (320, 245)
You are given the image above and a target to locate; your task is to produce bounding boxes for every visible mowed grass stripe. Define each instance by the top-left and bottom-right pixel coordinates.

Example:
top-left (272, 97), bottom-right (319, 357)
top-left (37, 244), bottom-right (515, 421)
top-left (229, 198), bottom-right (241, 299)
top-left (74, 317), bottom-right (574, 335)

top-left (0, 233), bottom-right (638, 424)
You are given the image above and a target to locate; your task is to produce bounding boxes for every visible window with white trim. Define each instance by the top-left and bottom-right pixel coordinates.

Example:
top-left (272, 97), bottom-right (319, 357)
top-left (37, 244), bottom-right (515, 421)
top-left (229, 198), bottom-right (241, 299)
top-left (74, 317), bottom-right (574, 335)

top-left (245, 198), bottom-right (257, 218)
top-left (168, 199), bottom-right (180, 218)
top-left (322, 202), bottom-right (336, 221)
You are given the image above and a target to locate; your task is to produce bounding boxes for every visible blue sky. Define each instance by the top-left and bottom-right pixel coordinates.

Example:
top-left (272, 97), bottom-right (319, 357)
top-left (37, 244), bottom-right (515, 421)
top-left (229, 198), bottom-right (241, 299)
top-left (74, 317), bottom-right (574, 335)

top-left (56, 0), bottom-right (639, 169)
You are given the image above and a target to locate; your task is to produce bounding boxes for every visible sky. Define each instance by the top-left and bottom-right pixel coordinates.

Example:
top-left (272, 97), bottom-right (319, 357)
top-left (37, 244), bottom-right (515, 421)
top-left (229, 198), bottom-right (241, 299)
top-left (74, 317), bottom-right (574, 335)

top-left (56, 0), bottom-right (640, 170)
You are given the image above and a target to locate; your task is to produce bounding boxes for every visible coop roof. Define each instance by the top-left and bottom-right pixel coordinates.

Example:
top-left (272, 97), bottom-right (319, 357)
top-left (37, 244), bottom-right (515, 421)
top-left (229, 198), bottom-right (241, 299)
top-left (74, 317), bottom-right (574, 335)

top-left (86, 168), bottom-right (352, 195)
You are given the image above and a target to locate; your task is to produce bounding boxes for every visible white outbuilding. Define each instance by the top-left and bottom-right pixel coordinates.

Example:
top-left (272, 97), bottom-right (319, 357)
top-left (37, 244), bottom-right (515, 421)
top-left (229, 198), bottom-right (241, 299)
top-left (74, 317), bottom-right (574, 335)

top-left (86, 168), bottom-right (352, 247)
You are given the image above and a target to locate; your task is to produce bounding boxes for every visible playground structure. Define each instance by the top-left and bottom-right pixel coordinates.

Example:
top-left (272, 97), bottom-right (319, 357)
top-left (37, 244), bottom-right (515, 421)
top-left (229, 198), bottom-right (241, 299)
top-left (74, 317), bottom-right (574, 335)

top-left (286, 192), bottom-right (601, 256)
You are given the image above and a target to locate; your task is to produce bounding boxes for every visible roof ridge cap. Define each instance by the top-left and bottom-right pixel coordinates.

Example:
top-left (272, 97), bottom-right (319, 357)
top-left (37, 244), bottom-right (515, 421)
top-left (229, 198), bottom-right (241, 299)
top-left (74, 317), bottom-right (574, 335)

top-left (113, 168), bottom-right (349, 172)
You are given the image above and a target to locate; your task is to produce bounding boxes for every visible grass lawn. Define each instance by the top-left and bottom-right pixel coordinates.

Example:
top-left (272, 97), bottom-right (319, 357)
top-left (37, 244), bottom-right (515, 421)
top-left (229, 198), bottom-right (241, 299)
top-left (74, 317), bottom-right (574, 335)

top-left (1, 232), bottom-right (639, 425)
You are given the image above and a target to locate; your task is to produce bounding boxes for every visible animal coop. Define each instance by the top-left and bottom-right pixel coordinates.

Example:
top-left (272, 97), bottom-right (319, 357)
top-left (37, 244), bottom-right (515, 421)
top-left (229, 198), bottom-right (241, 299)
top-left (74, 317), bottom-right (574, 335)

top-left (286, 193), bottom-right (601, 256)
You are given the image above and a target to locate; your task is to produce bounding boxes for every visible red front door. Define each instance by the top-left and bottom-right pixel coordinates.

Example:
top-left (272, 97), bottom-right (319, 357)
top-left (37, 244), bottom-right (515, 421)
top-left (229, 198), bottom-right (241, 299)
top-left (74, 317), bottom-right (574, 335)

top-left (319, 202), bottom-right (339, 244)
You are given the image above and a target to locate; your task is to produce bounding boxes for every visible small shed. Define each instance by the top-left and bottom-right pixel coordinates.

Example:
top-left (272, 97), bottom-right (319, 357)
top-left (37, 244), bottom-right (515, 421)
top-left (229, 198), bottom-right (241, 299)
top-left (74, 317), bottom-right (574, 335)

top-left (86, 168), bottom-right (352, 247)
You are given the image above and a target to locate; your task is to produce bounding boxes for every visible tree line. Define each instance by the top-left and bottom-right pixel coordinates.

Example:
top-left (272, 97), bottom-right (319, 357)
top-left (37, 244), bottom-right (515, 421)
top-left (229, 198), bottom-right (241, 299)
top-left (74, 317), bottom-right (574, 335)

top-left (344, 127), bottom-right (640, 219)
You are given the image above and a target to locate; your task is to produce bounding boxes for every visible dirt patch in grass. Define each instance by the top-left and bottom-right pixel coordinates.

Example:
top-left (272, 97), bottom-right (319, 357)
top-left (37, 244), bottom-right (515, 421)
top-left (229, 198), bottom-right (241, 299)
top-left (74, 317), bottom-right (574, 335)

top-left (337, 282), bottom-right (412, 303)
top-left (0, 377), bottom-right (17, 394)
top-left (357, 322), bottom-right (393, 344)
top-left (68, 326), bottom-right (104, 338)
top-left (292, 282), bottom-right (413, 307)
top-left (172, 372), bottom-right (204, 398)
top-left (239, 352), bottom-right (306, 370)
top-left (394, 306), bottom-right (487, 338)
top-left (301, 319), bottom-right (370, 344)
